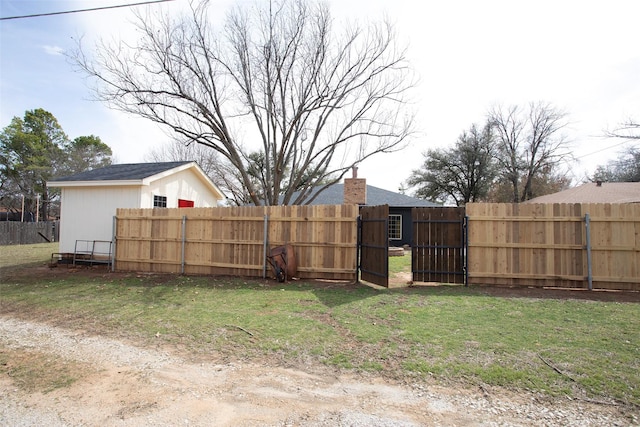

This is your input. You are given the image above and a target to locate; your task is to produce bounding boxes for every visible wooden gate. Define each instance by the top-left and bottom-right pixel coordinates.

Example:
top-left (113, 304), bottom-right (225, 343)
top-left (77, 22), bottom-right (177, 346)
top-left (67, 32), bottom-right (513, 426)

top-left (359, 205), bottom-right (389, 287)
top-left (412, 207), bottom-right (467, 284)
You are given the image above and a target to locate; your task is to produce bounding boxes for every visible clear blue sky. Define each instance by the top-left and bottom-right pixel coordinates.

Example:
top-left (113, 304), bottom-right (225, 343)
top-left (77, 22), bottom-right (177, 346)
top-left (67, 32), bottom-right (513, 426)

top-left (2, 0), bottom-right (639, 192)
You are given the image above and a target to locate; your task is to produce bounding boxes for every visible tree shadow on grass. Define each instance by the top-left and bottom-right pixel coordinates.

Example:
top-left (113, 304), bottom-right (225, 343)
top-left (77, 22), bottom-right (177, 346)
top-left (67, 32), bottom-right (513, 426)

top-left (402, 281), bottom-right (640, 303)
top-left (309, 281), bottom-right (382, 308)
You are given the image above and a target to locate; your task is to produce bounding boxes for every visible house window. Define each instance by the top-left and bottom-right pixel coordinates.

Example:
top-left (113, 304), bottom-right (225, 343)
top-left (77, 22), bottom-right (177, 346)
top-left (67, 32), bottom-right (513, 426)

top-left (389, 214), bottom-right (402, 240)
top-left (153, 195), bottom-right (167, 208)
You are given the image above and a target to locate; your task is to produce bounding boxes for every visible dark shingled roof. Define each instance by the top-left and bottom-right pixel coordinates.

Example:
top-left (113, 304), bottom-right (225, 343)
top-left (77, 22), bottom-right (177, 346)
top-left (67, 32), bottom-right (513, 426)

top-left (51, 161), bottom-right (192, 182)
top-left (287, 183), bottom-right (439, 207)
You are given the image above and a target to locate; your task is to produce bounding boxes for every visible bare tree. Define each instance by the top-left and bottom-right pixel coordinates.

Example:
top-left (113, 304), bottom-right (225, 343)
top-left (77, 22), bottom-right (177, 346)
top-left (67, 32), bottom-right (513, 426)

top-left (606, 118), bottom-right (640, 140)
top-left (486, 165), bottom-right (572, 202)
top-left (597, 116), bottom-right (639, 182)
top-left (72, 0), bottom-right (415, 205)
top-left (488, 102), bottom-right (573, 202)
top-left (592, 146), bottom-right (640, 182)
top-left (145, 138), bottom-right (253, 205)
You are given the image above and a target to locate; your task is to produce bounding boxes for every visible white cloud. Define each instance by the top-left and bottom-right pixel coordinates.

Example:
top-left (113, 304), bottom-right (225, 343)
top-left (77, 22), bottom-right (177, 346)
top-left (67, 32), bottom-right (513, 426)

top-left (42, 45), bottom-right (64, 56)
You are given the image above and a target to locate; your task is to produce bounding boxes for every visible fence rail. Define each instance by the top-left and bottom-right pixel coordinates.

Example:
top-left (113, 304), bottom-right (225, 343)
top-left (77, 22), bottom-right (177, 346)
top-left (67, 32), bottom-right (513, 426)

top-left (0, 221), bottom-right (59, 245)
top-left (115, 205), bottom-right (359, 280)
top-left (466, 203), bottom-right (640, 291)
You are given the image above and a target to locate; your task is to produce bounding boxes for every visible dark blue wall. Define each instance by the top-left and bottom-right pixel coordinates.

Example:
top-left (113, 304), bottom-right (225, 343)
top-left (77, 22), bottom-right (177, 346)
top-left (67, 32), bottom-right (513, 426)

top-left (389, 207), bottom-right (412, 247)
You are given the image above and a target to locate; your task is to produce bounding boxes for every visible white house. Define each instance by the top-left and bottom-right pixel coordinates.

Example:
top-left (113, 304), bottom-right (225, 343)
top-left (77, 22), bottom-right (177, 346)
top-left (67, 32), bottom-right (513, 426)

top-left (47, 161), bottom-right (226, 254)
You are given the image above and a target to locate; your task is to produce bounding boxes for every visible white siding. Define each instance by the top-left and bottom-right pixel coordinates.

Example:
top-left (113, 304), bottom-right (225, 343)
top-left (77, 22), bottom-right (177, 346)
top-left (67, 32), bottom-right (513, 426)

top-left (144, 168), bottom-right (221, 208)
top-left (58, 186), bottom-right (141, 253)
top-left (55, 165), bottom-right (223, 254)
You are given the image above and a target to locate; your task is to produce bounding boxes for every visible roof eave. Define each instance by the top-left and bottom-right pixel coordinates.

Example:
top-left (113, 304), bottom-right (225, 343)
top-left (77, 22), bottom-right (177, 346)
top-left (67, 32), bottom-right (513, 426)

top-left (47, 179), bottom-right (145, 188)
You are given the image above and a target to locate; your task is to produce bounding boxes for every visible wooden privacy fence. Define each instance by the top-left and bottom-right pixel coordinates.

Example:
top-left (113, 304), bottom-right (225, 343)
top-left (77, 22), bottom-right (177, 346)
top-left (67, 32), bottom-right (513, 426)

top-left (0, 221), bottom-right (59, 245)
top-left (466, 203), bottom-right (640, 291)
top-left (114, 205), bottom-right (359, 281)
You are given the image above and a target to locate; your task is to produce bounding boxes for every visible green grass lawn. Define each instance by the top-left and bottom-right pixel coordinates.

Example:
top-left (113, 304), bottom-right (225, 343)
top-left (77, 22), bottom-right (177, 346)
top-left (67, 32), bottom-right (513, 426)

top-left (1, 242), bottom-right (639, 407)
top-left (388, 250), bottom-right (410, 275)
top-left (0, 242), bottom-right (58, 268)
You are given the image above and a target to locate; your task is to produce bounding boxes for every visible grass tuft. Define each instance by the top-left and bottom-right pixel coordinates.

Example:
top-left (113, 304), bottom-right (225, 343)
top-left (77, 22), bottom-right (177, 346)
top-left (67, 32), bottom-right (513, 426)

top-left (0, 347), bottom-right (93, 393)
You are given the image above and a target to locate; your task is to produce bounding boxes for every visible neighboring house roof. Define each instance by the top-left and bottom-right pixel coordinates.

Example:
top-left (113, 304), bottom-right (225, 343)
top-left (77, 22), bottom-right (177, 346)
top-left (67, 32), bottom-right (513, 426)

top-left (526, 182), bottom-right (640, 204)
top-left (287, 183), bottom-right (440, 207)
top-left (48, 161), bottom-right (225, 200)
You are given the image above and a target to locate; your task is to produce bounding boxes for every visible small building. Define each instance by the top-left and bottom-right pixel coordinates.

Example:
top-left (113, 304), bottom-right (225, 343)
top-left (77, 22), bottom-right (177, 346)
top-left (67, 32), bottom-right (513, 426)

top-left (47, 161), bottom-right (225, 254)
top-left (525, 181), bottom-right (640, 204)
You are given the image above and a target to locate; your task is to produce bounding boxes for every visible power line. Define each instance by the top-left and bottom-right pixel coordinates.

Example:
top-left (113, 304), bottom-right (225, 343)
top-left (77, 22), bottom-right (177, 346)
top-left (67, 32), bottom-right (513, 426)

top-left (576, 138), bottom-right (633, 160)
top-left (0, 0), bottom-right (176, 21)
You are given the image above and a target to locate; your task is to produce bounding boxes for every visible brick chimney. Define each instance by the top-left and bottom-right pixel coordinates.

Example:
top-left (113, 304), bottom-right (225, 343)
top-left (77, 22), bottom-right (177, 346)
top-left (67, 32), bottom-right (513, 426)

top-left (343, 166), bottom-right (366, 205)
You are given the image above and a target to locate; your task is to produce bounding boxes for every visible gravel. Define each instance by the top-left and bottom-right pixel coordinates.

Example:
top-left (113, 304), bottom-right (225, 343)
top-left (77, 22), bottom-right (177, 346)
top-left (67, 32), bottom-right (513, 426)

top-left (1, 316), bottom-right (637, 426)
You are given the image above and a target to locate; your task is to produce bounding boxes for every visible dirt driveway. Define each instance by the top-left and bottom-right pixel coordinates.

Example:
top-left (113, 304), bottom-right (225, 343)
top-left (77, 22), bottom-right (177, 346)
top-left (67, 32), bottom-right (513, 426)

top-left (1, 313), bottom-right (636, 426)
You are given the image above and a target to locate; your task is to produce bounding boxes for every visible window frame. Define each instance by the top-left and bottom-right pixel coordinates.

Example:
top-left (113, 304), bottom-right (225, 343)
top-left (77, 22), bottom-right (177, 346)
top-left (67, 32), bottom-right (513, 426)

top-left (388, 214), bottom-right (402, 240)
top-left (153, 195), bottom-right (167, 208)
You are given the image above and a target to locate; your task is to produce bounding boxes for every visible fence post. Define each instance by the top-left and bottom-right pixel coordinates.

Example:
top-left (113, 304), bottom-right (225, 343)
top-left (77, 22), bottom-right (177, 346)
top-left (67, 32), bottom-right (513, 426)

top-left (356, 215), bottom-right (362, 283)
top-left (181, 215), bottom-right (187, 275)
top-left (263, 215), bottom-right (269, 279)
top-left (585, 213), bottom-right (593, 291)
top-left (111, 216), bottom-right (116, 272)
top-left (464, 215), bottom-right (469, 286)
